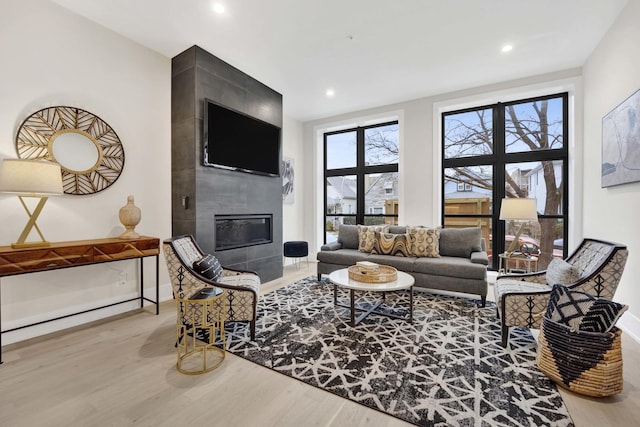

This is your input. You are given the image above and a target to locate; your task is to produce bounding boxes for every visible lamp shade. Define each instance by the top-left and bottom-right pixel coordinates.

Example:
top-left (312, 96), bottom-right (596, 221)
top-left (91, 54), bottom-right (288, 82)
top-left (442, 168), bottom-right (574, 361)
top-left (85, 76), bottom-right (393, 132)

top-left (499, 198), bottom-right (537, 221)
top-left (0, 159), bottom-right (63, 196)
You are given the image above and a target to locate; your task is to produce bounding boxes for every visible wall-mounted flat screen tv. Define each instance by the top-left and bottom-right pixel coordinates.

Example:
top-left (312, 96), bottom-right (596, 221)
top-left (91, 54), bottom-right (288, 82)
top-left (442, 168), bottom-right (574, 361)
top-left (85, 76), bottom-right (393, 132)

top-left (203, 98), bottom-right (281, 177)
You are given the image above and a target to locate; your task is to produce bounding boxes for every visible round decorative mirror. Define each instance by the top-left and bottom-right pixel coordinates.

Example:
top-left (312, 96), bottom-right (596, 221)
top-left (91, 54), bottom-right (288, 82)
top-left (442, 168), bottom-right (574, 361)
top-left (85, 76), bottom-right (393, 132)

top-left (15, 106), bottom-right (125, 195)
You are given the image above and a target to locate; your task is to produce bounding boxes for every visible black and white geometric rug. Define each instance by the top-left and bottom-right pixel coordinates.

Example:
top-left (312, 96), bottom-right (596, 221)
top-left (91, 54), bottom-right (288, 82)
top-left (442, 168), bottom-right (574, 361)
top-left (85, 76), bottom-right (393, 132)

top-left (225, 277), bottom-right (574, 427)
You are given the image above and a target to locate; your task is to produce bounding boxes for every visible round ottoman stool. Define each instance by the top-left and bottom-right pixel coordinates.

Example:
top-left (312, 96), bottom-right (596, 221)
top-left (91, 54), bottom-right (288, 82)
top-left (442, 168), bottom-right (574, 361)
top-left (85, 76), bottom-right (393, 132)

top-left (283, 241), bottom-right (309, 268)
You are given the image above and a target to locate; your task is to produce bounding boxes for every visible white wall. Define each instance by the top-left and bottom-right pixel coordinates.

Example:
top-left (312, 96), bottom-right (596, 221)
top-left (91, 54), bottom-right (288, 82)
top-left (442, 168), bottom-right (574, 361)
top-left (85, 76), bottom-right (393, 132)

top-left (582, 0), bottom-right (640, 327)
top-left (281, 115), bottom-right (305, 246)
top-left (0, 0), bottom-right (171, 344)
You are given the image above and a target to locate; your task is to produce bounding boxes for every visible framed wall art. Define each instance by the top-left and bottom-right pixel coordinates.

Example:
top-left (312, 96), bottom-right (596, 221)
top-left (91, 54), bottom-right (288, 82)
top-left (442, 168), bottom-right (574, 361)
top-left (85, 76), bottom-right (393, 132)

top-left (602, 88), bottom-right (640, 187)
top-left (282, 156), bottom-right (294, 204)
top-left (15, 106), bottom-right (125, 195)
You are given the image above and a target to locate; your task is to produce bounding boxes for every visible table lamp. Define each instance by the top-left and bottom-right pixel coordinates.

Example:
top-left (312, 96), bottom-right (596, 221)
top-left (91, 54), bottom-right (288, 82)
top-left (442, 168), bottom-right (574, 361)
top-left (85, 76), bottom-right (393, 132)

top-left (0, 159), bottom-right (63, 248)
top-left (499, 197), bottom-right (537, 256)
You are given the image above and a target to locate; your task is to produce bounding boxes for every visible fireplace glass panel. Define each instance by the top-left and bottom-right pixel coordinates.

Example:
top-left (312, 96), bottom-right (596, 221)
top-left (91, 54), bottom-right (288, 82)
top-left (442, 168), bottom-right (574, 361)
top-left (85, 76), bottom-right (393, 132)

top-left (215, 214), bottom-right (273, 251)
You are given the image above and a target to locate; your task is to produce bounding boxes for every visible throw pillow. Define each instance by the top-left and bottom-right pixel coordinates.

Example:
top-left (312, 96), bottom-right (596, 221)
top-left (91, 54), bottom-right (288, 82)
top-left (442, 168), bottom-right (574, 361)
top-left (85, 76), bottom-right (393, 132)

top-left (438, 227), bottom-right (482, 258)
top-left (370, 231), bottom-right (412, 257)
top-left (546, 284), bottom-right (627, 333)
top-left (193, 254), bottom-right (223, 281)
top-left (407, 226), bottom-right (440, 257)
top-left (546, 258), bottom-right (580, 286)
top-left (357, 224), bottom-right (390, 253)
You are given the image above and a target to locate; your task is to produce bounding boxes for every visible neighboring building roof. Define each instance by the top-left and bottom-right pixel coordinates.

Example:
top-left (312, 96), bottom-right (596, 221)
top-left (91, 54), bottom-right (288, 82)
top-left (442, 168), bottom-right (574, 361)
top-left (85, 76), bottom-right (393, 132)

top-left (327, 176), bottom-right (357, 199)
top-left (445, 190), bottom-right (491, 199)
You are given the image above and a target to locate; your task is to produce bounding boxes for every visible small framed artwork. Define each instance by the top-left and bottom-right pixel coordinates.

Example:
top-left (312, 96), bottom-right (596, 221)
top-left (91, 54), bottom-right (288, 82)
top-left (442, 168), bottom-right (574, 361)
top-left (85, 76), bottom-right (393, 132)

top-left (282, 157), bottom-right (294, 204)
top-left (602, 88), bottom-right (640, 187)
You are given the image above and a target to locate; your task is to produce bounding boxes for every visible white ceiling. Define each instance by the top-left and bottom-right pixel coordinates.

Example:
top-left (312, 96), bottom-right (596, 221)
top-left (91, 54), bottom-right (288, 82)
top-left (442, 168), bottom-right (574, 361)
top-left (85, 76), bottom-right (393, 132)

top-left (52, 0), bottom-right (628, 122)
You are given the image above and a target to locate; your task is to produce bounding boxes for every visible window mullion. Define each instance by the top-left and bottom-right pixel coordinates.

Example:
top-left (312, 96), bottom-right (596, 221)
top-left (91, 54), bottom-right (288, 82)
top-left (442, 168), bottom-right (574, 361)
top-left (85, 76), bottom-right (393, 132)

top-left (494, 103), bottom-right (506, 256)
top-left (356, 127), bottom-right (365, 224)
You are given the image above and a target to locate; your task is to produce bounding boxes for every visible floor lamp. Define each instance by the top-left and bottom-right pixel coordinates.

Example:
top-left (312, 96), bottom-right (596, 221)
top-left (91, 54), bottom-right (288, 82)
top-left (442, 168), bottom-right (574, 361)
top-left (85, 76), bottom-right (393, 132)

top-left (0, 159), bottom-right (63, 248)
top-left (499, 198), bottom-right (538, 256)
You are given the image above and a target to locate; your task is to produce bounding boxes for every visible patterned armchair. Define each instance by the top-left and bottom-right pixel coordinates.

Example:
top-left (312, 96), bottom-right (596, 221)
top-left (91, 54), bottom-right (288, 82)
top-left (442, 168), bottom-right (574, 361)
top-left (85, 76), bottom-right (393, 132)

top-left (494, 238), bottom-right (628, 347)
top-left (163, 235), bottom-right (261, 340)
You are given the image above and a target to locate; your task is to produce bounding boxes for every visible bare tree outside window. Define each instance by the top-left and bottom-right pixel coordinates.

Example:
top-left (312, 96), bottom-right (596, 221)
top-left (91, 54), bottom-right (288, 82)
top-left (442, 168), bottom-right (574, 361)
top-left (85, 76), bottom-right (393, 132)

top-left (365, 124), bottom-right (399, 165)
top-left (443, 95), bottom-right (568, 268)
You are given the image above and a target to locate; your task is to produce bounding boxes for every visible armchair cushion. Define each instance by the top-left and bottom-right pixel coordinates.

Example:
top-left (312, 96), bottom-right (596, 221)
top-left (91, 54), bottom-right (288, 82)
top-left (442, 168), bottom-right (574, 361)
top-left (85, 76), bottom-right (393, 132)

top-left (218, 270), bottom-right (261, 294)
top-left (546, 258), bottom-right (580, 286)
top-left (546, 284), bottom-right (627, 333)
top-left (193, 254), bottom-right (223, 281)
top-left (172, 236), bottom-right (202, 266)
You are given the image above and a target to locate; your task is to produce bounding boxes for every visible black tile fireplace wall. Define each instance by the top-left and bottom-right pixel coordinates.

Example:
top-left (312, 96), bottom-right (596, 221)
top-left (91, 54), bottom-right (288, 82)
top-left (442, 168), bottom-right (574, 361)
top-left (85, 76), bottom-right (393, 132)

top-left (171, 45), bottom-right (283, 282)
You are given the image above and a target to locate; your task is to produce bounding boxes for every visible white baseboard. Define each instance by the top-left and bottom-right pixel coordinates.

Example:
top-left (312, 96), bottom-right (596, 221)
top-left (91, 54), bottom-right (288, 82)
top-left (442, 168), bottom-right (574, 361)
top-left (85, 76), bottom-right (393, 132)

top-left (618, 311), bottom-right (640, 344)
top-left (3, 282), bottom-right (173, 346)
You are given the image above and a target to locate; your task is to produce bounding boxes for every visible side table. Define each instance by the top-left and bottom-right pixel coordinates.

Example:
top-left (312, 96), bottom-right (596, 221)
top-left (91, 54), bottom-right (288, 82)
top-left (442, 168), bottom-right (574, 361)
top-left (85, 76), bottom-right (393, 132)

top-left (498, 253), bottom-right (538, 274)
top-left (176, 287), bottom-right (226, 375)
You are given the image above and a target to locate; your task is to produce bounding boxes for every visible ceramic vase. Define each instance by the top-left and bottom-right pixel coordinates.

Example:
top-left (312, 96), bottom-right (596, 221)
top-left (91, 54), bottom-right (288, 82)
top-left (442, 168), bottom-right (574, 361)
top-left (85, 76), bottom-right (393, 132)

top-left (118, 195), bottom-right (141, 239)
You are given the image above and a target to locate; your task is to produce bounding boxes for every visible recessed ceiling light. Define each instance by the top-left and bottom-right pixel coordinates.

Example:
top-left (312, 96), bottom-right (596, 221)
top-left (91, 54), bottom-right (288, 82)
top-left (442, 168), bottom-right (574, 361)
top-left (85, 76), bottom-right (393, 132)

top-left (501, 44), bottom-right (513, 53)
top-left (326, 88), bottom-right (335, 98)
top-left (212, 3), bottom-right (225, 14)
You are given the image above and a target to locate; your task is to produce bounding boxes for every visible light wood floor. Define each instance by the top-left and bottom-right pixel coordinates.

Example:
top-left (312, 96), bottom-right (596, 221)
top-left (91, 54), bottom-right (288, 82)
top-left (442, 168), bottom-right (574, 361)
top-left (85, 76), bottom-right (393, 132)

top-left (1, 262), bottom-right (638, 427)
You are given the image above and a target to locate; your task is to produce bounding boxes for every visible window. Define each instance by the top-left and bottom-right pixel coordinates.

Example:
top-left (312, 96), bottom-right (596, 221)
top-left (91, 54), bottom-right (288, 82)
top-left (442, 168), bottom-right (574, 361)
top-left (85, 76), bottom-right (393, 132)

top-left (442, 93), bottom-right (568, 270)
top-left (324, 122), bottom-right (399, 243)
top-left (456, 182), bottom-right (472, 192)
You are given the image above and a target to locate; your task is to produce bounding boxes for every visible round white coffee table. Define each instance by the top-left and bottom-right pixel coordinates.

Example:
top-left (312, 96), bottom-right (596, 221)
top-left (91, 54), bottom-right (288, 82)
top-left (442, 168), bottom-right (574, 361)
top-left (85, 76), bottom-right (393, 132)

top-left (328, 268), bottom-right (415, 326)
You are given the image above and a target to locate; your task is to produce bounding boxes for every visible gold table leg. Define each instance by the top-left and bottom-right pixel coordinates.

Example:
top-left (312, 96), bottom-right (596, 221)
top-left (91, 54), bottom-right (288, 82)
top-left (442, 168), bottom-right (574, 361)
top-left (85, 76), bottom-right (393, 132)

top-left (176, 292), bottom-right (226, 375)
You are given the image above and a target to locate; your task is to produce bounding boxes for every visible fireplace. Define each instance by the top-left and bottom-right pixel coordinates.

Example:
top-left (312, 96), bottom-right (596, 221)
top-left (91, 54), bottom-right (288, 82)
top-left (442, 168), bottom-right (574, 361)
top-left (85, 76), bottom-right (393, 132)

top-left (215, 214), bottom-right (273, 251)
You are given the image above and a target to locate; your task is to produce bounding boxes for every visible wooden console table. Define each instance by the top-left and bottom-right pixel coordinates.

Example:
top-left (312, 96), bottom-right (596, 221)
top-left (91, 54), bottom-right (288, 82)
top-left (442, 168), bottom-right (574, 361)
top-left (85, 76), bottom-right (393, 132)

top-left (0, 236), bottom-right (160, 364)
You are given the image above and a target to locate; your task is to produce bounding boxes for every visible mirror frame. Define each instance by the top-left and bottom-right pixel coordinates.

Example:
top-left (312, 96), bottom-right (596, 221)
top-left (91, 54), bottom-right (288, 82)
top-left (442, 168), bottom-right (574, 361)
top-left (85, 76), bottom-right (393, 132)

top-left (15, 106), bottom-right (125, 195)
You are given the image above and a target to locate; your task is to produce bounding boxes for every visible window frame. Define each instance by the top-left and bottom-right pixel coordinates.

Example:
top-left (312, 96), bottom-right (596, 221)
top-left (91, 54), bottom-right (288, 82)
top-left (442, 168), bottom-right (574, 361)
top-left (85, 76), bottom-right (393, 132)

top-left (323, 121), bottom-right (399, 242)
top-left (441, 92), bottom-right (569, 267)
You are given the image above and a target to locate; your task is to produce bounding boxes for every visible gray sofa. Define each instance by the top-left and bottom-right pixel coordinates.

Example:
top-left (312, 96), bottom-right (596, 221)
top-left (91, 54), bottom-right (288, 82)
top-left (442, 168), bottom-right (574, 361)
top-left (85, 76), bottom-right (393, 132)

top-left (317, 225), bottom-right (488, 306)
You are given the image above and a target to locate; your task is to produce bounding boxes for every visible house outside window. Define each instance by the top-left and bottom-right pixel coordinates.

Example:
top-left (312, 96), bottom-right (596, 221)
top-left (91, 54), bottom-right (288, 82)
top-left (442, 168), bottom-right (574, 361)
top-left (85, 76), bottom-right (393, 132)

top-left (324, 121), bottom-right (399, 243)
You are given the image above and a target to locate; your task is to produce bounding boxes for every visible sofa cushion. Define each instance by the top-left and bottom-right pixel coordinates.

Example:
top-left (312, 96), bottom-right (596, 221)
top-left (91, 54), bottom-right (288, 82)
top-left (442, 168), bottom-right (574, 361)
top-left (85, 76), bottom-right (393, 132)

top-left (366, 254), bottom-right (417, 271)
top-left (371, 232), bottom-right (412, 257)
top-left (413, 256), bottom-right (486, 280)
top-left (546, 258), bottom-right (581, 286)
top-left (193, 254), bottom-right (223, 281)
top-left (439, 227), bottom-right (482, 258)
top-left (357, 225), bottom-right (390, 252)
top-left (337, 225), bottom-right (359, 249)
top-left (316, 248), bottom-right (371, 266)
top-left (407, 226), bottom-right (440, 257)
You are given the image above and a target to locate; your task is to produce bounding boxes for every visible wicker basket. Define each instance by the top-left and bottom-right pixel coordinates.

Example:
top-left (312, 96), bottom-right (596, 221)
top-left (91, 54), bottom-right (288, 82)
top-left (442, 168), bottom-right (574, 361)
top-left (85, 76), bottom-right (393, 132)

top-left (536, 316), bottom-right (623, 397)
top-left (347, 264), bottom-right (397, 283)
